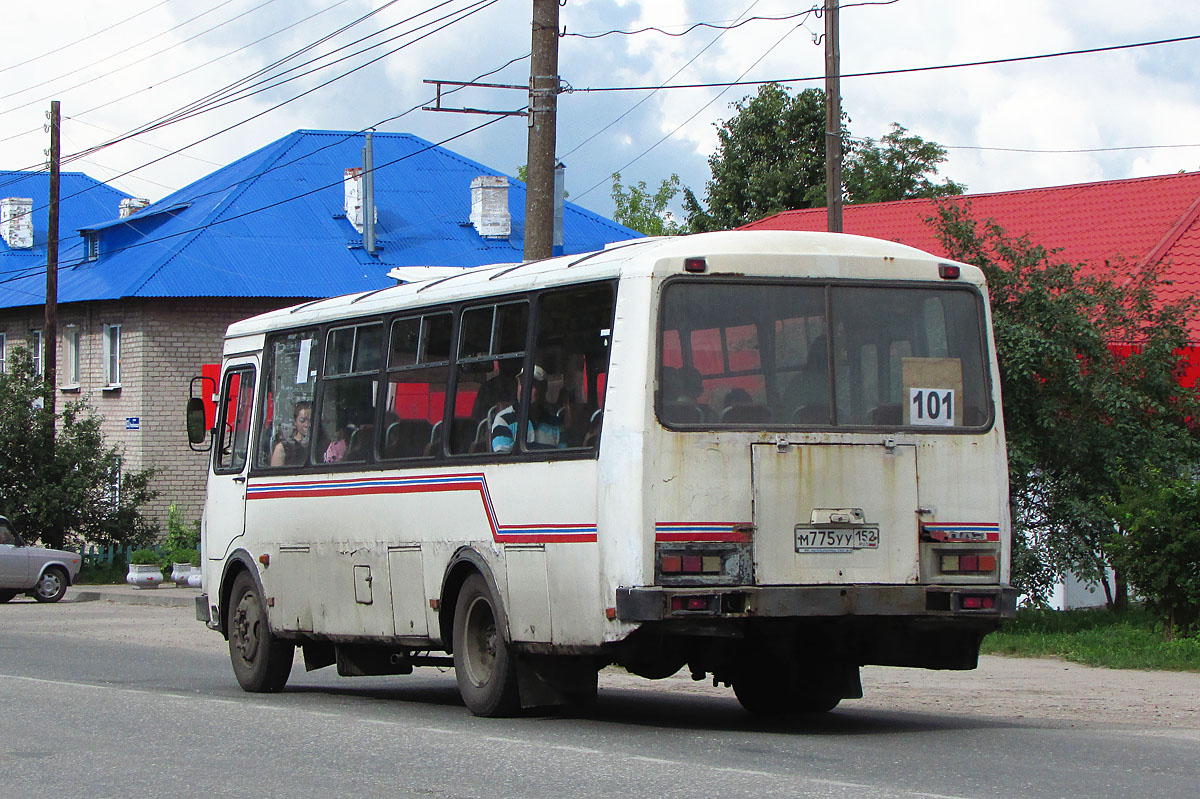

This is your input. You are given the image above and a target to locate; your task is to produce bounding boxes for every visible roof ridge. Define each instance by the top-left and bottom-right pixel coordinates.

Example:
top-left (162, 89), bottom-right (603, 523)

top-left (1142, 192), bottom-right (1200, 268)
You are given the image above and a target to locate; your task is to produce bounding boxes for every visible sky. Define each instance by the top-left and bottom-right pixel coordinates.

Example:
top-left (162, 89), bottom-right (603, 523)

top-left (1, 0), bottom-right (1199, 224)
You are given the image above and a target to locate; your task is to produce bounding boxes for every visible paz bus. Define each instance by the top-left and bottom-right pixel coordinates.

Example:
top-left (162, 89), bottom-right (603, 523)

top-left (187, 230), bottom-right (1017, 717)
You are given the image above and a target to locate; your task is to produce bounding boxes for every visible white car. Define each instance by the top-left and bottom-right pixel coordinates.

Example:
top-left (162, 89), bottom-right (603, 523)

top-left (0, 516), bottom-right (81, 603)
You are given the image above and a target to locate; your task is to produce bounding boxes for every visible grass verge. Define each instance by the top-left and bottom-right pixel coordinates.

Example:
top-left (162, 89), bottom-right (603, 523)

top-left (982, 606), bottom-right (1200, 671)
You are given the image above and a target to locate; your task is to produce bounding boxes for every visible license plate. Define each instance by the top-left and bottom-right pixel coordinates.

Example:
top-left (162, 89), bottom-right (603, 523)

top-left (795, 526), bottom-right (880, 553)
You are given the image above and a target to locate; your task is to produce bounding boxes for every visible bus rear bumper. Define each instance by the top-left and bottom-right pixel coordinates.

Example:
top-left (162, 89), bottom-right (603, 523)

top-left (616, 583), bottom-right (1018, 622)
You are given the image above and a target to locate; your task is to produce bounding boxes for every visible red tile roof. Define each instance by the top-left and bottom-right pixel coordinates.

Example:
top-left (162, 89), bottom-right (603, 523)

top-left (741, 172), bottom-right (1200, 339)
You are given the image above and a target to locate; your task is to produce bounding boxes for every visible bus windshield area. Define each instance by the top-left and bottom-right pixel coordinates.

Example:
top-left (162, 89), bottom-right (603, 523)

top-left (659, 280), bottom-right (992, 430)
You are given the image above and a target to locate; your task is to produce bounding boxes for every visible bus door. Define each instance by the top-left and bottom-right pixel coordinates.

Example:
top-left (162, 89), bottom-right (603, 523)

top-left (751, 439), bottom-right (919, 586)
top-left (206, 359), bottom-right (258, 563)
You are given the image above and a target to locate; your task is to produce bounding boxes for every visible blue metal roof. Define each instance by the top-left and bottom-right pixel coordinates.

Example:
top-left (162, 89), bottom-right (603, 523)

top-left (0, 130), bottom-right (639, 309)
top-left (0, 171), bottom-right (131, 308)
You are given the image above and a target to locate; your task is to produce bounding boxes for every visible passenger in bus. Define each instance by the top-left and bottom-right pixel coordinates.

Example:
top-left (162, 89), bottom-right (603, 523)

top-left (471, 359), bottom-right (519, 421)
top-left (269, 401), bottom-right (311, 466)
top-left (323, 427), bottom-right (349, 463)
top-left (662, 365), bottom-right (706, 422)
top-left (490, 365), bottom-right (565, 453)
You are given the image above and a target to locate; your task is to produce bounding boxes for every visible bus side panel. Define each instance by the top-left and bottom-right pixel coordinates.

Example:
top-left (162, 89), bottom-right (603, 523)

top-left (596, 274), bottom-right (654, 643)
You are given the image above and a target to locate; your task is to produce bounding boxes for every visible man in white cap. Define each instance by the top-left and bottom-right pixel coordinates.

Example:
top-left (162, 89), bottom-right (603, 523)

top-left (491, 364), bottom-right (564, 453)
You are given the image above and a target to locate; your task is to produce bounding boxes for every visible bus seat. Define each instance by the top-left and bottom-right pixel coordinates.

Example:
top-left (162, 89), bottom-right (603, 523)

top-left (470, 417), bottom-right (492, 453)
top-left (790, 404), bottom-right (831, 425)
top-left (663, 401), bottom-right (705, 424)
top-left (868, 404), bottom-right (903, 425)
top-left (424, 420), bottom-right (443, 456)
top-left (347, 425), bottom-right (374, 461)
top-left (384, 419), bottom-right (432, 458)
top-left (450, 418), bottom-right (475, 453)
top-left (720, 403), bottom-right (772, 424)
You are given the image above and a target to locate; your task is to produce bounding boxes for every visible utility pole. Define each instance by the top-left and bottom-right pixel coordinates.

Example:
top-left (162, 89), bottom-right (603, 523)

top-left (45, 100), bottom-right (60, 426)
top-left (524, 0), bottom-right (560, 261)
top-left (823, 0), bottom-right (843, 233)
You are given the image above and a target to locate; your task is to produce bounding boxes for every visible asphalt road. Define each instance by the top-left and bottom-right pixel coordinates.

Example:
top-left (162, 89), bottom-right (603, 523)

top-left (0, 596), bottom-right (1196, 799)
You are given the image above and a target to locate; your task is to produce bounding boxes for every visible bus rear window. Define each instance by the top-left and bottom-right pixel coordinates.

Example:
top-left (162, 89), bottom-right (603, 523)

top-left (658, 281), bottom-right (991, 430)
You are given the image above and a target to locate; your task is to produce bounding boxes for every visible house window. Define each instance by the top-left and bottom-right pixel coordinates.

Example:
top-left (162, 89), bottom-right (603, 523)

top-left (63, 325), bottom-right (80, 387)
top-left (103, 324), bottom-right (121, 387)
top-left (86, 233), bottom-right (99, 261)
top-left (0, 333), bottom-right (6, 374)
top-left (30, 329), bottom-right (42, 376)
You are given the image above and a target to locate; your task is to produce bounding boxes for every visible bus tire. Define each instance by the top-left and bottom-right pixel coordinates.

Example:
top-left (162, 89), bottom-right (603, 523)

top-left (227, 571), bottom-right (294, 693)
top-left (453, 573), bottom-right (520, 717)
top-left (733, 668), bottom-right (842, 716)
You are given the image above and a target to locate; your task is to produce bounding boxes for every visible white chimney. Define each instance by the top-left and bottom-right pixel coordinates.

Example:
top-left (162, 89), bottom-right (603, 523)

top-left (119, 198), bottom-right (150, 218)
top-left (343, 167), bottom-right (376, 234)
top-left (0, 197), bottom-right (34, 249)
top-left (470, 176), bottom-right (510, 239)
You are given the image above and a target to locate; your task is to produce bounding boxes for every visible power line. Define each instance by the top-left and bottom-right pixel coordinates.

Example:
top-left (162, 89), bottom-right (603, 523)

top-left (0, 0), bottom-right (494, 195)
top-left (0, 52), bottom-right (529, 276)
top-left (567, 33), bottom-right (1200, 93)
top-left (560, 0), bottom-right (775, 161)
top-left (573, 15), bottom-right (808, 201)
top-left (0, 0), bottom-right (250, 107)
top-left (560, 1), bottom-right (897, 39)
top-left (0, 115), bottom-right (511, 294)
top-left (0, 0), bottom-right (361, 148)
top-left (0, 0), bottom-right (175, 75)
top-left (61, 0), bottom-right (475, 167)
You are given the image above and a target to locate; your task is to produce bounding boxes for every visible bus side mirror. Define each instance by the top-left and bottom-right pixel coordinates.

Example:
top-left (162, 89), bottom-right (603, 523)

top-left (187, 397), bottom-right (212, 449)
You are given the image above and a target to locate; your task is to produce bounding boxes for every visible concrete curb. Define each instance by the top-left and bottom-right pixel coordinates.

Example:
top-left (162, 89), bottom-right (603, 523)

top-left (67, 584), bottom-right (201, 608)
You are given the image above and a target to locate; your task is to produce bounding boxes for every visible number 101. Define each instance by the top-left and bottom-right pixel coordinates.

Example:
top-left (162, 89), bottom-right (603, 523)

top-left (909, 388), bottom-right (954, 426)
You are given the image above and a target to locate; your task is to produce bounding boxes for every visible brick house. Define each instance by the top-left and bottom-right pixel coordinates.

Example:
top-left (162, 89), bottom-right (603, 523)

top-left (0, 130), bottom-right (637, 529)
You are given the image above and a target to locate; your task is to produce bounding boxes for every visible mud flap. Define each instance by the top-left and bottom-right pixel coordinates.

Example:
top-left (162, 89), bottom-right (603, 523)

top-left (516, 655), bottom-right (599, 709)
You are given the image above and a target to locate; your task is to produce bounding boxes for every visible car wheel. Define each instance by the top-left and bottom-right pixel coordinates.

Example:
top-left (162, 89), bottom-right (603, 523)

top-left (453, 573), bottom-right (520, 717)
top-left (0, 589), bottom-right (17, 603)
top-left (227, 570), bottom-right (293, 692)
top-left (32, 567), bottom-right (68, 603)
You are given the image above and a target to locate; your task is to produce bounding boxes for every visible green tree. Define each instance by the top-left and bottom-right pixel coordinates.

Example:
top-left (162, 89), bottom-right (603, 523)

top-left (932, 204), bottom-right (1200, 604)
top-left (683, 84), bottom-right (847, 231)
top-left (1110, 474), bottom-right (1200, 638)
top-left (0, 347), bottom-right (158, 550)
top-left (844, 123), bottom-right (965, 203)
top-left (610, 172), bottom-right (685, 236)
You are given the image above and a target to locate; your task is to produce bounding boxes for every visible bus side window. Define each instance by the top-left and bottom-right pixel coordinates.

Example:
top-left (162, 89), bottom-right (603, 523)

top-left (383, 313), bottom-right (451, 460)
top-left (534, 283), bottom-right (615, 449)
top-left (453, 302), bottom-right (527, 456)
top-left (257, 330), bottom-right (318, 469)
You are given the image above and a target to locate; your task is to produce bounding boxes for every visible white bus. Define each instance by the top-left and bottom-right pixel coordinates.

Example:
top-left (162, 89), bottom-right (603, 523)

top-left (188, 230), bottom-right (1016, 717)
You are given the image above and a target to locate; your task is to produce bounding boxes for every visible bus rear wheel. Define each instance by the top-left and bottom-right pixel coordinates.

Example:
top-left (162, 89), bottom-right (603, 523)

top-left (453, 573), bottom-right (520, 717)
top-left (227, 571), bottom-right (294, 692)
top-left (732, 663), bottom-right (844, 716)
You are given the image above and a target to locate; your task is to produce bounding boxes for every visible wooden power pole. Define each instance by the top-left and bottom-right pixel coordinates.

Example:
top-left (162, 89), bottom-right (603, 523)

top-left (45, 100), bottom-right (60, 425)
top-left (524, 0), bottom-right (560, 261)
top-left (824, 0), bottom-right (843, 233)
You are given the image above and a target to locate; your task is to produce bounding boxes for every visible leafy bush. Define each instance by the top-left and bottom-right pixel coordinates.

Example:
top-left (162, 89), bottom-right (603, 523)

top-left (75, 560), bottom-right (129, 585)
top-left (164, 503), bottom-right (200, 552)
top-left (168, 547), bottom-right (200, 566)
top-left (129, 548), bottom-right (162, 566)
top-left (0, 346), bottom-right (158, 551)
top-left (1110, 475), bottom-right (1200, 639)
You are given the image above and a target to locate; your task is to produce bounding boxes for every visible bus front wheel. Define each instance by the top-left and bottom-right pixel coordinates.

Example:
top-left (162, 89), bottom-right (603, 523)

top-left (227, 571), bottom-right (294, 692)
top-left (453, 573), bottom-right (520, 717)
